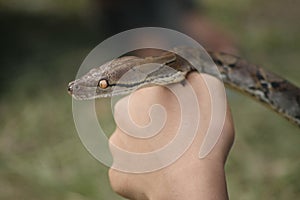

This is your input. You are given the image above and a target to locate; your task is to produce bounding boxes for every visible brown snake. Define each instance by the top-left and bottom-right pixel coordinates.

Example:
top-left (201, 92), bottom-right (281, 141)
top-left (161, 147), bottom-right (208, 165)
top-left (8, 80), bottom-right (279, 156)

top-left (68, 47), bottom-right (300, 127)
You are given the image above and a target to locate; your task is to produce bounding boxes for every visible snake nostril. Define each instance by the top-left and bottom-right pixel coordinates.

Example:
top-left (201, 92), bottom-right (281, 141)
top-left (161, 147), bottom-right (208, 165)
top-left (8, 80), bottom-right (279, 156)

top-left (67, 82), bottom-right (74, 94)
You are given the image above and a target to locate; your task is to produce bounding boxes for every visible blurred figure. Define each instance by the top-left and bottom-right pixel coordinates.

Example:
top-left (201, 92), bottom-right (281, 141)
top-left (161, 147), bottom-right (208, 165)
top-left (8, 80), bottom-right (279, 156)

top-left (90, 0), bottom-right (238, 54)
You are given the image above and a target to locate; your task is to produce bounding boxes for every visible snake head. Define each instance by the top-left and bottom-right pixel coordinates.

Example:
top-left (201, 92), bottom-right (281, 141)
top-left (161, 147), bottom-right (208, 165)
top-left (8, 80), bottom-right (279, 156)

top-left (68, 52), bottom-right (177, 100)
top-left (68, 55), bottom-right (153, 100)
top-left (67, 58), bottom-right (125, 100)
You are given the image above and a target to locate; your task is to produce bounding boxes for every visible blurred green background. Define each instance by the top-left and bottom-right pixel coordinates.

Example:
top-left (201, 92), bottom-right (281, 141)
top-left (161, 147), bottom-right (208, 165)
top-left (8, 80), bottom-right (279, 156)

top-left (0, 0), bottom-right (299, 199)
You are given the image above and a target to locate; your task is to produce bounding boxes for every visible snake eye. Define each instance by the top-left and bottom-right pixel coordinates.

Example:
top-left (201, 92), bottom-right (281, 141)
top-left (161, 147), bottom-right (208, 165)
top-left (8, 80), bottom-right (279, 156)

top-left (98, 79), bottom-right (108, 89)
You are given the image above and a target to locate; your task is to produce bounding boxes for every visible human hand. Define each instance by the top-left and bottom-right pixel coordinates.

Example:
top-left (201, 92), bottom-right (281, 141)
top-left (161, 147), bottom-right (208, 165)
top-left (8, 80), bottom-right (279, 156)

top-left (109, 72), bottom-right (235, 200)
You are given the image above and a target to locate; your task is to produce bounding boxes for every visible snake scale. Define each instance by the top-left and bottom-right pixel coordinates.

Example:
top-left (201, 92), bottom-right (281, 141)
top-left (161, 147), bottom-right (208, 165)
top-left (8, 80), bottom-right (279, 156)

top-left (68, 47), bottom-right (300, 127)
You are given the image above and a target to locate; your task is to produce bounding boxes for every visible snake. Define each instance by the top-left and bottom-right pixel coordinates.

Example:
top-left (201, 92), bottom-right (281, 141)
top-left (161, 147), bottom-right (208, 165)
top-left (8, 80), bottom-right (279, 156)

top-left (68, 47), bottom-right (300, 127)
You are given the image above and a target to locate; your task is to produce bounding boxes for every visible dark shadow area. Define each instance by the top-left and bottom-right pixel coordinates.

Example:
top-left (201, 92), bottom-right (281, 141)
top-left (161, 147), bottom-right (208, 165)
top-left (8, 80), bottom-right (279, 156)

top-left (0, 10), bottom-right (99, 96)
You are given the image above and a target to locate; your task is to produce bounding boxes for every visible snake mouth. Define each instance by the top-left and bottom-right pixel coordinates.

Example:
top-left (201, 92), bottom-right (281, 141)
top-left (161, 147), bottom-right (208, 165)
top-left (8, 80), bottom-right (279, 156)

top-left (67, 80), bottom-right (103, 100)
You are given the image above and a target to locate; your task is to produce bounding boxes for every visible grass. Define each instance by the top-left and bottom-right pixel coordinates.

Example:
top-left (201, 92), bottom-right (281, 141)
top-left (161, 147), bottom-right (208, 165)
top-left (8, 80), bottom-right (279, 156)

top-left (0, 0), bottom-right (300, 199)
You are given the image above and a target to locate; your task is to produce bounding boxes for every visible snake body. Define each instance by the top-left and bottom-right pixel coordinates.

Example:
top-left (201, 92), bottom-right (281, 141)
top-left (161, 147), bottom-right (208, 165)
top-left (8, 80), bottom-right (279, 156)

top-left (68, 47), bottom-right (300, 127)
top-left (209, 51), bottom-right (300, 127)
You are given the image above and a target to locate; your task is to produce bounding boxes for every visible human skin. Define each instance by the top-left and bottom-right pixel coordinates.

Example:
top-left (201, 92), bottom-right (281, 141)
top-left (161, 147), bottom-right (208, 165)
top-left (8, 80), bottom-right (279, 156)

top-left (108, 72), bottom-right (235, 200)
